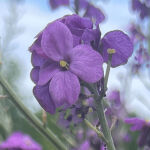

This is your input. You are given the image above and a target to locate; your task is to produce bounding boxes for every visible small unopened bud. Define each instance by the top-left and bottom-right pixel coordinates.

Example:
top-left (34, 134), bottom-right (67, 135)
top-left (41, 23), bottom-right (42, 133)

top-left (77, 114), bottom-right (82, 118)
top-left (42, 110), bottom-right (47, 127)
top-left (88, 107), bottom-right (93, 113)
top-left (107, 48), bottom-right (116, 54)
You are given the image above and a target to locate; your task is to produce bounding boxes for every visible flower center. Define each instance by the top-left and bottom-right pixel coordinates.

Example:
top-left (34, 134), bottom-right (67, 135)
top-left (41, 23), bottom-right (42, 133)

top-left (59, 60), bottom-right (69, 70)
top-left (107, 48), bottom-right (116, 54)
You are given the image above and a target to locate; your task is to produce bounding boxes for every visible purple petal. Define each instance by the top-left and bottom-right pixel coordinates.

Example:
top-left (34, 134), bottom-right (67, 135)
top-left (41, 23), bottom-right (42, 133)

top-left (73, 34), bottom-right (81, 47)
top-left (0, 132), bottom-right (42, 150)
top-left (41, 21), bottom-right (73, 61)
top-left (49, 0), bottom-right (69, 9)
top-left (31, 51), bottom-right (48, 67)
top-left (125, 118), bottom-right (145, 131)
top-left (64, 15), bottom-right (93, 37)
top-left (33, 84), bottom-right (56, 114)
top-left (79, 0), bottom-right (89, 9)
top-left (69, 44), bottom-right (104, 83)
top-left (49, 71), bottom-right (80, 107)
top-left (30, 67), bottom-right (39, 84)
top-left (101, 30), bottom-right (133, 67)
top-left (38, 61), bottom-right (60, 85)
top-left (81, 27), bottom-right (101, 49)
top-left (84, 4), bottom-right (105, 25)
top-left (29, 33), bottom-right (46, 57)
top-left (78, 140), bottom-right (90, 150)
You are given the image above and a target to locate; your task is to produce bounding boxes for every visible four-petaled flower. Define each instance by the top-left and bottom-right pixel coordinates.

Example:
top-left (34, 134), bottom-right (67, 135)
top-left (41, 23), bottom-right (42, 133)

top-left (125, 117), bottom-right (150, 147)
top-left (30, 20), bottom-right (103, 114)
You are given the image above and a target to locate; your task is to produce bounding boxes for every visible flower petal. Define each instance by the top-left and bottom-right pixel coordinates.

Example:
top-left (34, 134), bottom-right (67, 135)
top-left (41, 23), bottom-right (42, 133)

top-left (81, 27), bottom-right (101, 49)
top-left (38, 61), bottom-right (60, 85)
top-left (30, 67), bottom-right (39, 84)
top-left (49, 71), bottom-right (80, 107)
top-left (64, 15), bottom-right (93, 37)
top-left (101, 30), bottom-right (133, 67)
top-left (69, 44), bottom-right (103, 83)
top-left (125, 118), bottom-right (145, 131)
top-left (49, 0), bottom-right (69, 9)
top-left (29, 33), bottom-right (46, 57)
top-left (84, 4), bottom-right (105, 25)
top-left (33, 84), bottom-right (56, 114)
top-left (41, 21), bottom-right (73, 61)
top-left (31, 51), bottom-right (48, 67)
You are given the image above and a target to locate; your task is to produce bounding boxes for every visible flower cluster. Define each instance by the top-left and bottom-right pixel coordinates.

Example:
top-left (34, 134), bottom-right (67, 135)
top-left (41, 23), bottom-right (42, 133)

top-left (125, 118), bottom-right (150, 148)
top-left (0, 132), bottom-right (42, 150)
top-left (132, 0), bottom-right (150, 19)
top-left (29, 14), bottom-right (133, 114)
top-left (49, 0), bottom-right (105, 25)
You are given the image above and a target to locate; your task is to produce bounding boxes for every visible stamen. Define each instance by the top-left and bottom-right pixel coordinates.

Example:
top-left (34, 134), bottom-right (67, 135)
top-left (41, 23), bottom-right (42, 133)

top-left (59, 60), bottom-right (69, 69)
top-left (107, 48), bottom-right (116, 54)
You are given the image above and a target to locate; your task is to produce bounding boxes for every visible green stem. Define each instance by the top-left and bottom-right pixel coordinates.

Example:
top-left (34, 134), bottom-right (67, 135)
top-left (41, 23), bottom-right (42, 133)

top-left (74, 0), bottom-right (79, 14)
top-left (82, 56), bottom-right (116, 150)
top-left (84, 119), bottom-right (108, 144)
top-left (94, 97), bottom-right (116, 150)
top-left (0, 74), bottom-right (68, 150)
top-left (104, 54), bottom-right (112, 93)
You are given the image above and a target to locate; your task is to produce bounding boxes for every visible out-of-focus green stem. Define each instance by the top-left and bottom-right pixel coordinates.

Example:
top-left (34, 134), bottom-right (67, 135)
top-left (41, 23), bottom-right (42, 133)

top-left (74, 0), bottom-right (79, 14)
top-left (84, 119), bottom-right (108, 144)
top-left (0, 74), bottom-right (68, 150)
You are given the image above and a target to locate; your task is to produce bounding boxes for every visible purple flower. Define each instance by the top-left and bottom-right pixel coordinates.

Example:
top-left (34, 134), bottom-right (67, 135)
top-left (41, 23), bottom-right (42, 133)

top-left (106, 90), bottom-right (121, 116)
top-left (125, 117), bottom-right (148, 131)
top-left (30, 20), bottom-right (103, 114)
top-left (84, 4), bottom-right (105, 26)
top-left (125, 117), bottom-right (150, 147)
top-left (132, 45), bottom-right (150, 73)
top-left (132, 0), bottom-right (150, 19)
top-left (61, 15), bottom-right (100, 48)
top-left (77, 140), bottom-right (90, 150)
top-left (128, 23), bottom-right (145, 43)
top-left (0, 132), bottom-right (42, 150)
top-left (49, 0), bottom-right (69, 9)
top-left (78, 0), bottom-right (89, 9)
top-left (101, 30), bottom-right (133, 67)
top-left (123, 133), bottom-right (131, 142)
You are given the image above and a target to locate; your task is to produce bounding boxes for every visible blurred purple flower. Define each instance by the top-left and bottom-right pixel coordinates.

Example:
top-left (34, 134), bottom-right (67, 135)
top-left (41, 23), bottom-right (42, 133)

top-left (106, 90), bottom-right (121, 116)
top-left (49, 0), bottom-right (69, 9)
top-left (30, 20), bottom-right (103, 114)
top-left (125, 117), bottom-right (148, 131)
top-left (132, 45), bottom-right (150, 73)
top-left (0, 132), bottom-right (42, 150)
top-left (101, 30), bottom-right (133, 67)
top-left (123, 133), bottom-right (131, 142)
top-left (78, 0), bottom-right (89, 9)
top-left (125, 117), bottom-right (150, 147)
top-left (132, 0), bottom-right (150, 19)
top-left (84, 4), bottom-right (105, 26)
top-left (77, 140), bottom-right (90, 150)
top-left (128, 23), bottom-right (145, 43)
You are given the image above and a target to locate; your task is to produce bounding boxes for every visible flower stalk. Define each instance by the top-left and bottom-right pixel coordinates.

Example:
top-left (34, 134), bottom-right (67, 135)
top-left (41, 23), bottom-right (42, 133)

top-left (83, 52), bottom-right (116, 150)
top-left (94, 52), bottom-right (116, 150)
top-left (84, 118), bottom-right (108, 144)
